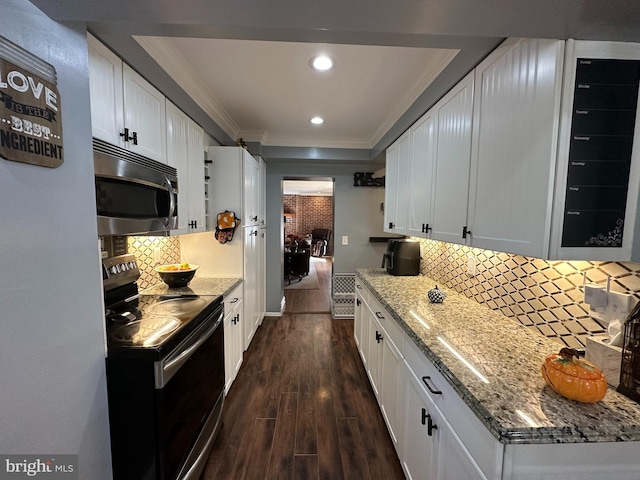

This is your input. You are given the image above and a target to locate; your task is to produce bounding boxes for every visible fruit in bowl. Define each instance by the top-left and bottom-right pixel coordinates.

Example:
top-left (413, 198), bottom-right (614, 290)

top-left (155, 263), bottom-right (199, 287)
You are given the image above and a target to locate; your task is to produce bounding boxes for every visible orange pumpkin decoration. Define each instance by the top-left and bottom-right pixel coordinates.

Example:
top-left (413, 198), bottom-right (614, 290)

top-left (541, 348), bottom-right (607, 403)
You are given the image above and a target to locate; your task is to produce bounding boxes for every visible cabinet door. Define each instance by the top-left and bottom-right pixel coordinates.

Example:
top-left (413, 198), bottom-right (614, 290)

top-left (384, 141), bottom-right (398, 233)
top-left (224, 290), bottom-right (244, 394)
top-left (87, 34), bottom-right (124, 146)
top-left (166, 101), bottom-right (190, 233)
top-left (367, 310), bottom-right (386, 400)
top-left (232, 297), bottom-right (244, 381)
top-left (407, 110), bottom-right (436, 238)
top-left (357, 288), bottom-right (370, 367)
top-left (223, 308), bottom-right (234, 394)
top-left (243, 227), bottom-right (258, 350)
top-left (436, 411), bottom-right (488, 480)
top-left (468, 38), bottom-right (564, 258)
top-left (187, 118), bottom-right (206, 232)
top-left (257, 155), bottom-right (267, 227)
top-left (431, 71), bottom-right (475, 245)
top-left (354, 289), bottom-right (365, 353)
top-left (402, 361), bottom-right (438, 480)
top-left (380, 327), bottom-right (404, 452)
top-left (257, 228), bottom-right (266, 324)
top-left (384, 130), bottom-right (410, 234)
top-left (122, 64), bottom-right (167, 163)
top-left (243, 152), bottom-right (259, 226)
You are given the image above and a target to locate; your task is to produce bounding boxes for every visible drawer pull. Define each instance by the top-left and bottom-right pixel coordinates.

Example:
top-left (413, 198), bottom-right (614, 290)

top-left (427, 414), bottom-right (438, 436)
top-left (356, 284), bottom-right (362, 290)
top-left (375, 312), bottom-right (385, 320)
top-left (422, 376), bottom-right (442, 395)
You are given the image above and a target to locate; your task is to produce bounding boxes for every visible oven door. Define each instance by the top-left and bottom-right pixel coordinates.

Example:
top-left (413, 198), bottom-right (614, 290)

top-left (155, 306), bottom-right (224, 480)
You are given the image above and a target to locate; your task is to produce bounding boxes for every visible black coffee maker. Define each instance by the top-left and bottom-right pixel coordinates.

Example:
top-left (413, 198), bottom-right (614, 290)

top-left (381, 239), bottom-right (420, 276)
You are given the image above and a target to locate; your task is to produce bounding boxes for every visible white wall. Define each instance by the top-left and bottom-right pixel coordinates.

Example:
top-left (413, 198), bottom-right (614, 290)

top-left (0, 1), bottom-right (112, 477)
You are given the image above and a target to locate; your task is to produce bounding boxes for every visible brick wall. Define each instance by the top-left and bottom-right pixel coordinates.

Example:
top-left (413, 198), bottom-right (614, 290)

top-left (283, 194), bottom-right (333, 256)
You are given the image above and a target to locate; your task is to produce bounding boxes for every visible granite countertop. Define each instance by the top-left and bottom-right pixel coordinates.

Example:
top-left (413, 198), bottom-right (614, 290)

top-left (356, 268), bottom-right (640, 445)
top-left (140, 276), bottom-right (242, 298)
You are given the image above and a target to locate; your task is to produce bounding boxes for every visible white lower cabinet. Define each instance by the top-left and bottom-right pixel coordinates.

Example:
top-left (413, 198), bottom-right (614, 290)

top-left (355, 282), bottom-right (502, 479)
top-left (357, 289), bottom-right (405, 455)
top-left (402, 354), bottom-right (493, 480)
top-left (223, 285), bottom-right (243, 394)
top-left (354, 281), bottom-right (368, 359)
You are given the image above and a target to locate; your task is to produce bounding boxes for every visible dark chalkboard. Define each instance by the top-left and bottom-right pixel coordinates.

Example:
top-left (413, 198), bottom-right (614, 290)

top-left (561, 58), bottom-right (640, 248)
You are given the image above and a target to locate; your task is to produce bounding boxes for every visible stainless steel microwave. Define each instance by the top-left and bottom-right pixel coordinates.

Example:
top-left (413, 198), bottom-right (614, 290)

top-left (94, 139), bottom-right (178, 236)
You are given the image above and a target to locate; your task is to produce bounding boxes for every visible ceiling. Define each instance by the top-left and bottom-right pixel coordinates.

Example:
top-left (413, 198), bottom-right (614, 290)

top-left (31, 0), bottom-right (640, 163)
top-left (134, 36), bottom-right (457, 150)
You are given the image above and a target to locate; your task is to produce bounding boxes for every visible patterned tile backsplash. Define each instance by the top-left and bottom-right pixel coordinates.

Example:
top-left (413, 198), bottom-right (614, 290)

top-left (416, 238), bottom-right (640, 349)
top-left (125, 232), bottom-right (640, 350)
top-left (128, 236), bottom-right (181, 289)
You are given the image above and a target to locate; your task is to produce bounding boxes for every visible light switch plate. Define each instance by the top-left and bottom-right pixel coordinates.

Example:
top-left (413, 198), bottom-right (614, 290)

top-left (341, 235), bottom-right (348, 246)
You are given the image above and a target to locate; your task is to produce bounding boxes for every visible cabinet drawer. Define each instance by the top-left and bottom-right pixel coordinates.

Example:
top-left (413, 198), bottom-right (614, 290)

top-left (355, 280), bottom-right (369, 306)
top-left (224, 284), bottom-right (243, 314)
top-left (367, 294), bottom-right (404, 355)
top-left (404, 337), bottom-right (502, 480)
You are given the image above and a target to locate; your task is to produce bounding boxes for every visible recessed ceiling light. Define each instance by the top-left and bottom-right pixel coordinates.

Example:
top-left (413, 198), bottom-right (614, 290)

top-left (310, 116), bottom-right (324, 125)
top-left (309, 55), bottom-right (335, 72)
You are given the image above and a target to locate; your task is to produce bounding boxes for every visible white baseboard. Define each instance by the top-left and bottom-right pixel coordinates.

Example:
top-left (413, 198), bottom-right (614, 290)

top-left (264, 296), bottom-right (286, 317)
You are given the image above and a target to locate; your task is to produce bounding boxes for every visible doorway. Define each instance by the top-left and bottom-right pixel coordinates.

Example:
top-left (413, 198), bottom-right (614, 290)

top-left (282, 178), bottom-right (334, 313)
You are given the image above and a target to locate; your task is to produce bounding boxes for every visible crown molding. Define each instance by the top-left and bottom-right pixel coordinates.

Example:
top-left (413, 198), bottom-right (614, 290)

top-left (134, 35), bottom-right (240, 140)
top-left (368, 49), bottom-right (459, 146)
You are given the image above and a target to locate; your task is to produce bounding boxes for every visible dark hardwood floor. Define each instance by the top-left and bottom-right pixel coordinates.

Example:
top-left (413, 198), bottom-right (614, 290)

top-left (201, 257), bottom-right (405, 480)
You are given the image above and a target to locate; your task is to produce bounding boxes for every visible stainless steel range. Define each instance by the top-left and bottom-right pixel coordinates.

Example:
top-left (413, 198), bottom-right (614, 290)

top-left (102, 254), bottom-right (224, 480)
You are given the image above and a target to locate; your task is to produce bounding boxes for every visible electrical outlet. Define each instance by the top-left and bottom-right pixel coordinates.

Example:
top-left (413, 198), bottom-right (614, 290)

top-left (466, 255), bottom-right (476, 276)
top-left (606, 291), bottom-right (634, 323)
top-left (341, 235), bottom-right (349, 246)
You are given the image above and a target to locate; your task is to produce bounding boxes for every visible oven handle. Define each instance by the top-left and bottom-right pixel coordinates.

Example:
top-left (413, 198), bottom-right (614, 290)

top-left (155, 309), bottom-right (223, 389)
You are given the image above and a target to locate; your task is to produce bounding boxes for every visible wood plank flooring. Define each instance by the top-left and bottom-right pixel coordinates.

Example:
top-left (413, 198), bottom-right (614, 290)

top-left (283, 257), bottom-right (332, 314)
top-left (201, 257), bottom-right (405, 480)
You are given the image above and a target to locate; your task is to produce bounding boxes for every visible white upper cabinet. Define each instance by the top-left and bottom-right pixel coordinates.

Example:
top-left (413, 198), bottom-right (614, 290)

top-left (257, 155), bottom-right (267, 227)
top-left (551, 40), bottom-right (640, 261)
top-left (87, 34), bottom-right (167, 163)
top-left (384, 130), bottom-right (411, 234)
top-left (122, 64), bottom-right (167, 163)
top-left (430, 71), bottom-right (475, 245)
top-left (243, 153), bottom-right (260, 226)
top-left (166, 101), bottom-right (206, 234)
top-left (467, 38), bottom-right (565, 258)
top-left (87, 34), bottom-right (124, 147)
top-left (407, 109), bottom-right (437, 238)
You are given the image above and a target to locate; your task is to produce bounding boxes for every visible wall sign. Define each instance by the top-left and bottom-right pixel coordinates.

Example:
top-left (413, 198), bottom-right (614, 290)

top-left (0, 36), bottom-right (63, 168)
top-left (561, 58), bottom-right (640, 247)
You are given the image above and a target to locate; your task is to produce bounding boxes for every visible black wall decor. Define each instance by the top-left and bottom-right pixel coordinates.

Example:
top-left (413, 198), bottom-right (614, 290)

top-left (354, 172), bottom-right (384, 187)
top-left (561, 58), bottom-right (640, 248)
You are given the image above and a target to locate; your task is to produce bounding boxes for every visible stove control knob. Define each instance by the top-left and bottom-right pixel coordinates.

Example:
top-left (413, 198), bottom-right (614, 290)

top-left (121, 263), bottom-right (128, 271)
